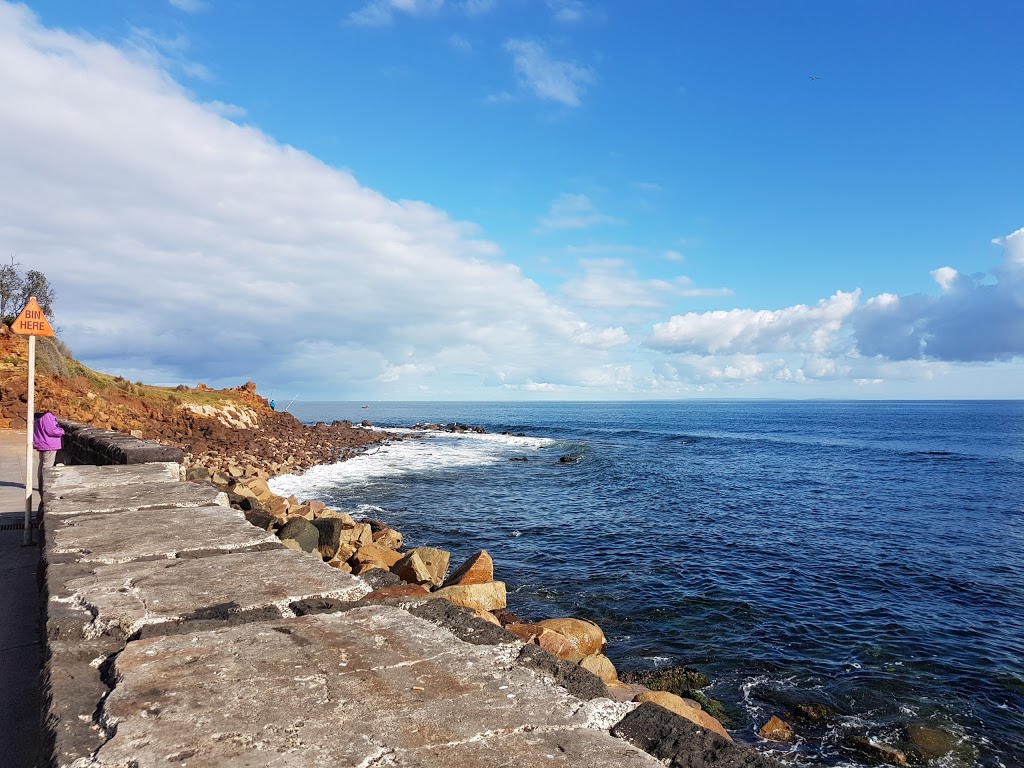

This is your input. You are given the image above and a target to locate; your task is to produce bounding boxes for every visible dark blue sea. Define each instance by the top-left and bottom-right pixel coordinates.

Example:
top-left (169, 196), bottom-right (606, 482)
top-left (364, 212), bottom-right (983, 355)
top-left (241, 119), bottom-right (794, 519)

top-left (270, 401), bottom-right (1024, 768)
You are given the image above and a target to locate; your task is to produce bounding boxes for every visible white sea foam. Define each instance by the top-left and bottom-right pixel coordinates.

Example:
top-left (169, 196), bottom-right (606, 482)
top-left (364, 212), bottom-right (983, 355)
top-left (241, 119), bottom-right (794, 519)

top-left (268, 429), bottom-right (554, 498)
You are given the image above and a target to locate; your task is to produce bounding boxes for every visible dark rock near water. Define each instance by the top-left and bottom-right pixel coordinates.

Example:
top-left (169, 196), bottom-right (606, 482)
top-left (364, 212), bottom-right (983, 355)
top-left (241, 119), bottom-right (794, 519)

top-left (903, 722), bottom-right (959, 761)
top-left (410, 600), bottom-right (517, 646)
top-left (277, 518), bottom-right (318, 553)
top-left (845, 735), bottom-right (908, 766)
top-left (516, 644), bottom-right (608, 701)
top-left (612, 702), bottom-right (781, 768)
top-left (620, 665), bottom-right (710, 692)
top-left (790, 701), bottom-right (836, 723)
top-left (509, 456), bottom-right (529, 462)
top-left (356, 569), bottom-right (403, 591)
top-left (289, 598), bottom-right (352, 616)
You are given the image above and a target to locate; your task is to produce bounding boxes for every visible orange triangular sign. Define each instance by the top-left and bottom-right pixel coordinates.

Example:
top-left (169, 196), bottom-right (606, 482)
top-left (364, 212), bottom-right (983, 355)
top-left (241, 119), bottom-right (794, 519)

top-left (12, 297), bottom-right (55, 337)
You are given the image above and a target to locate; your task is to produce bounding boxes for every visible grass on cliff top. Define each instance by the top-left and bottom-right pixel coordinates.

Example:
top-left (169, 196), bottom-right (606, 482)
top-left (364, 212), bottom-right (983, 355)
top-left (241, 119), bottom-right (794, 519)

top-left (60, 356), bottom-right (245, 407)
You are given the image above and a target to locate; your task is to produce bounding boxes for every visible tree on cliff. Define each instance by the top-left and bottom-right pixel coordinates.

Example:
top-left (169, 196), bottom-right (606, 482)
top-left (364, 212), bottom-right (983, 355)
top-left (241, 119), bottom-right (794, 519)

top-left (0, 255), bottom-right (22, 322)
top-left (19, 269), bottom-right (56, 317)
top-left (1, 257), bottom-right (56, 324)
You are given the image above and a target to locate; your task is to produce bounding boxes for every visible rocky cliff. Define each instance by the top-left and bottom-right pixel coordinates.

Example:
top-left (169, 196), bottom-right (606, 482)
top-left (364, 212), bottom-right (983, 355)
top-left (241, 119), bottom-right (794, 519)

top-left (0, 324), bottom-right (387, 476)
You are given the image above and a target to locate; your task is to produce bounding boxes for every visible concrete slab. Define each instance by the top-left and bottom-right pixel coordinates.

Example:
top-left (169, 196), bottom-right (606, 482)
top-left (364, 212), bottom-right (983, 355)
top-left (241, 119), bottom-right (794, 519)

top-left (45, 481), bottom-right (227, 517)
top-left (53, 549), bottom-right (371, 638)
top-left (88, 608), bottom-right (655, 768)
top-left (377, 729), bottom-right (663, 767)
top-left (46, 504), bottom-right (279, 564)
top-left (44, 462), bottom-right (182, 494)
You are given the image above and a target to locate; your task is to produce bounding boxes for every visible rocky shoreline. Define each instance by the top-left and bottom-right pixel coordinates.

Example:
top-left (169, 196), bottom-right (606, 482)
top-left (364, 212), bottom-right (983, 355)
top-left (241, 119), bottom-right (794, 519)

top-left (183, 421), bottom-right (742, 748)
top-left (186, 416), bottom-right (965, 768)
top-left (36, 381), bottom-right (962, 767)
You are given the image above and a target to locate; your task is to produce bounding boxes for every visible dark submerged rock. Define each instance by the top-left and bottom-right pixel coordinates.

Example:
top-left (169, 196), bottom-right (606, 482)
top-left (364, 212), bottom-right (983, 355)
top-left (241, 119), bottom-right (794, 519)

top-left (612, 702), bottom-right (782, 768)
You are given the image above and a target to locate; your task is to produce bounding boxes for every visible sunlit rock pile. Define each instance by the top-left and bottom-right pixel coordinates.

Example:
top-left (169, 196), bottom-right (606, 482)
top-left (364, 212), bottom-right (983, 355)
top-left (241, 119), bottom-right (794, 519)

top-left (188, 462), bottom-right (735, 743)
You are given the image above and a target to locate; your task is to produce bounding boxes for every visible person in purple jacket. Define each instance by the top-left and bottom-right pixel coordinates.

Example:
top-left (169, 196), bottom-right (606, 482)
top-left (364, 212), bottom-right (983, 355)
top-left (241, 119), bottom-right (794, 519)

top-left (33, 411), bottom-right (64, 499)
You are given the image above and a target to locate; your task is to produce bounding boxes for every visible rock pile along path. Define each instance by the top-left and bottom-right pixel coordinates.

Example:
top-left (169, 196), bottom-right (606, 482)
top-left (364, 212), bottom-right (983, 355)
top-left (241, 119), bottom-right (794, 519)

top-left (35, 443), bottom-right (677, 768)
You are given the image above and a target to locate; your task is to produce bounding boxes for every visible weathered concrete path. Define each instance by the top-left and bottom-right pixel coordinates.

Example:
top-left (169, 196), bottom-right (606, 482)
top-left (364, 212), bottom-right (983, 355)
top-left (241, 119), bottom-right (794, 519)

top-left (0, 430), bottom-right (43, 768)
top-left (42, 456), bottom-right (675, 767)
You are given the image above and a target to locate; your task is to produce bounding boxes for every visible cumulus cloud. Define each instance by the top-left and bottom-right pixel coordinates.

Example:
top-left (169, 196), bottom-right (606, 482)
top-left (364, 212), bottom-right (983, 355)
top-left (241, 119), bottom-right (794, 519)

top-left (504, 39), bottom-right (594, 107)
top-left (852, 229), bottom-right (1024, 362)
top-left (648, 291), bottom-right (859, 355)
top-left (642, 231), bottom-right (1024, 390)
top-left (0, 3), bottom-right (623, 398)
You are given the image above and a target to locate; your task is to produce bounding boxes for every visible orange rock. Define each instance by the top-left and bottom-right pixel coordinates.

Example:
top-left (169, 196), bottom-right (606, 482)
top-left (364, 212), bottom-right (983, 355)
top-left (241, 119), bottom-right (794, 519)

top-left (579, 653), bottom-right (618, 682)
top-left (635, 691), bottom-right (732, 742)
top-left (350, 543), bottom-right (403, 568)
top-left (392, 551), bottom-right (433, 586)
top-left (758, 715), bottom-right (795, 742)
top-left (372, 528), bottom-right (404, 550)
top-left (505, 623), bottom-right (544, 644)
top-left (536, 617), bottom-right (606, 657)
top-left (534, 627), bottom-right (586, 662)
top-left (429, 581), bottom-right (507, 612)
top-left (442, 550), bottom-right (493, 587)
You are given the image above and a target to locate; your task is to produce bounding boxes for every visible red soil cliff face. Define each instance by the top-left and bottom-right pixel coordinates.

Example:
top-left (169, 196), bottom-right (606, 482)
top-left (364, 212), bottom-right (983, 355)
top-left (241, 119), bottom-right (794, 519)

top-left (0, 326), bottom-right (388, 476)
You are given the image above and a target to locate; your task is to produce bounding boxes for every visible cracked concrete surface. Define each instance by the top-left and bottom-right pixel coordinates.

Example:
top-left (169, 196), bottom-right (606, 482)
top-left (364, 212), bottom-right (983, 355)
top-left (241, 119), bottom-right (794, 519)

top-left (42, 462), bottom-right (664, 768)
top-left (87, 608), bottom-right (659, 767)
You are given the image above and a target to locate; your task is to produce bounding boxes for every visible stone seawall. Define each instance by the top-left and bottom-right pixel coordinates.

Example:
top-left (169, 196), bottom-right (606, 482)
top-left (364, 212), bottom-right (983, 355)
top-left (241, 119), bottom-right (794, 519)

top-left (58, 420), bottom-right (185, 466)
top-left (41, 428), bottom-right (779, 768)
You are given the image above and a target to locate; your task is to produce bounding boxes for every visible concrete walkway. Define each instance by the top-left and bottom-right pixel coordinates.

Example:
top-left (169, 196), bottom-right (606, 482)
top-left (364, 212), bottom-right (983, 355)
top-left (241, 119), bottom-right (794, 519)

top-left (0, 429), bottom-right (43, 768)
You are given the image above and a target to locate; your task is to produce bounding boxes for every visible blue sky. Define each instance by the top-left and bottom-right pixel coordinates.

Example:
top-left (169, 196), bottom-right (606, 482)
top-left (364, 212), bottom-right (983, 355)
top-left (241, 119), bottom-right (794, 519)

top-left (2, 1), bottom-right (1022, 399)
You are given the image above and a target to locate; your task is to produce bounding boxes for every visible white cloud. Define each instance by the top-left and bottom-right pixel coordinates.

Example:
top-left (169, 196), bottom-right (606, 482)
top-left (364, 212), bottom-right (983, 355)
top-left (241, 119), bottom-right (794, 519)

top-left (504, 39), bottom-right (594, 107)
top-left (347, 0), bottom-right (444, 27)
top-left (462, 0), bottom-right (497, 15)
top-left (448, 34), bottom-right (472, 53)
top-left (852, 230), bottom-right (1024, 362)
top-left (931, 266), bottom-right (958, 293)
top-left (571, 324), bottom-right (630, 349)
top-left (127, 27), bottom-right (210, 81)
top-left (648, 291), bottom-right (858, 354)
top-left (547, 0), bottom-right (585, 23)
top-left (0, 3), bottom-right (624, 398)
top-left (537, 193), bottom-right (619, 231)
top-left (168, 0), bottom-right (207, 13)
top-left (202, 100), bottom-right (247, 119)
top-left (561, 259), bottom-right (731, 310)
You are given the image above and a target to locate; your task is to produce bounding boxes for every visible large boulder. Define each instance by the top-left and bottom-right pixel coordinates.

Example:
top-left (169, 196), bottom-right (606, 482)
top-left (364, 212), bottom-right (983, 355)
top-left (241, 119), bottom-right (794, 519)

top-left (505, 623), bottom-right (587, 662)
top-left (393, 551), bottom-right (433, 586)
top-left (396, 547), bottom-right (449, 587)
top-left (277, 518), bottom-right (319, 553)
top-left (372, 528), bottom-right (404, 550)
top-left (536, 617), bottom-right (606, 657)
top-left (579, 653), bottom-right (618, 683)
top-left (442, 550), bottom-right (493, 587)
top-left (350, 543), bottom-right (403, 569)
top-left (311, 518), bottom-right (351, 559)
top-left (429, 581), bottom-right (506, 612)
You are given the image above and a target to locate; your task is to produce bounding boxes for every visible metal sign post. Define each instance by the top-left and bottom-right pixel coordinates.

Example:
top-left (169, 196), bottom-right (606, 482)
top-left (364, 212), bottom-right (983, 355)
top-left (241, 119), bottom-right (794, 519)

top-left (11, 296), bottom-right (56, 545)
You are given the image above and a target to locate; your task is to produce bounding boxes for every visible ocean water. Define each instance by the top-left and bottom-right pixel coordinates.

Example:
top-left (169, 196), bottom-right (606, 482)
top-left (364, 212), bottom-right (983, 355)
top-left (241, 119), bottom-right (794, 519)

top-left (269, 401), bottom-right (1024, 767)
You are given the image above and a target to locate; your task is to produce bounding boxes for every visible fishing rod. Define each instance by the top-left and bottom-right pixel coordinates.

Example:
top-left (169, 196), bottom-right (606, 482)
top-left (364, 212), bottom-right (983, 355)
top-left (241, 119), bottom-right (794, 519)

top-left (283, 393), bottom-right (299, 412)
